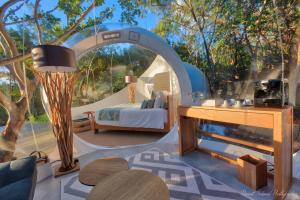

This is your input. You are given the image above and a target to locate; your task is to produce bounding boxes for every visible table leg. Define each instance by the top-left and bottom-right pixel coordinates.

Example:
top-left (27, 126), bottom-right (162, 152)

top-left (178, 116), bottom-right (197, 156)
top-left (273, 109), bottom-right (293, 200)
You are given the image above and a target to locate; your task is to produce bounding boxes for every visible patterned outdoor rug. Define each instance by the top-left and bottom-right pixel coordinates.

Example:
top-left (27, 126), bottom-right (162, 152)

top-left (61, 149), bottom-right (253, 200)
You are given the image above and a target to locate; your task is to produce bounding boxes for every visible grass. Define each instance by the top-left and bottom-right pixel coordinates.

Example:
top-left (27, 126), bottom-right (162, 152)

top-left (29, 113), bottom-right (49, 123)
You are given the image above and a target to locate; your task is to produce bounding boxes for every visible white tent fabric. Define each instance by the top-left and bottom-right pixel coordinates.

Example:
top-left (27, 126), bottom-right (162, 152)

top-left (71, 54), bottom-right (183, 119)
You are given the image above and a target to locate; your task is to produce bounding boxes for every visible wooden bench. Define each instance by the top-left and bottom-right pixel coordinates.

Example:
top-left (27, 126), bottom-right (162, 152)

top-left (72, 118), bottom-right (91, 133)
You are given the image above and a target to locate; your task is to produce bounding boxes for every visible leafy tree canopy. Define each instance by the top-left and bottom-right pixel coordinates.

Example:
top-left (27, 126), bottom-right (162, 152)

top-left (145, 0), bottom-right (300, 97)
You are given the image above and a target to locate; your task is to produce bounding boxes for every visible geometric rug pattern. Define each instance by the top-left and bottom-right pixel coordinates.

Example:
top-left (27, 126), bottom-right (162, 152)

top-left (61, 148), bottom-right (252, 200)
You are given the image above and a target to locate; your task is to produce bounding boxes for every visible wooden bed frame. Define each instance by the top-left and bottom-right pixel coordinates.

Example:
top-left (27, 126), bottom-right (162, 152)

top-left (91, 95), bottom-right (174, 134)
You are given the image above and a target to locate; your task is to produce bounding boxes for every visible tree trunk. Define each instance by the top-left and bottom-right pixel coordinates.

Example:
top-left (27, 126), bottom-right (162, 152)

top-left (288, 28), bottom-right (300, 106)
top-left (186, 1), bottom-right (216, 93)
top-left (199, 30), bottom-right (217, 92)
top-left (0, 109), bottom-right (26, 162)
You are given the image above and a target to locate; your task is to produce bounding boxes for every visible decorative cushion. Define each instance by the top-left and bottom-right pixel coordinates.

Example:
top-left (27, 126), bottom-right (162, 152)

top-left (0, 156), bottom-right (36, 187)
top-left (154, 92), bottom-right (165, 109)
top-left (146, 99), bottom-right (155, 109)
top-left (151, 91), bottom-right (156, 99)
top-left (0, 156), bottom-right (37, 200)
top-left (0, 178), bottom-right (34, 200)
top-left (140, 100), bottom-right (148, 109)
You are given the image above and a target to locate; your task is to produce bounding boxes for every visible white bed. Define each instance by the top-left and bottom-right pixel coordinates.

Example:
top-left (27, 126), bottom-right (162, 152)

top-left (92, 95), bottom-right (172, 133)
top-left (95, 107), bottom-right (168, 129)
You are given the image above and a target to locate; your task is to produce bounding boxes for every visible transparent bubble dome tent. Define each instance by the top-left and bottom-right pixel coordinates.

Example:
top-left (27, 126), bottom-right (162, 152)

top-left (40, 23), bottom-right (209, 155)
top-left (63, 24), bottom-right (209, 118)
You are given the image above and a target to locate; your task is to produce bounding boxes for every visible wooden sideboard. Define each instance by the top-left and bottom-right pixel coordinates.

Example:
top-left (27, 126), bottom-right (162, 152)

top-left (178, 105), bottom-right (293, 200)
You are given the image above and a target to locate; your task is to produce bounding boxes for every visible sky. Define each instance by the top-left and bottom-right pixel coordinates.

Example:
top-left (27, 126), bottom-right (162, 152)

top-left (0, 0), bottom-right (162, 71)
top-left (0, 0), bottom-right (161, 31)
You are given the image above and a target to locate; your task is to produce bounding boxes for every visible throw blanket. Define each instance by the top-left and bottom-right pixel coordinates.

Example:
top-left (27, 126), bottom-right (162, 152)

top-left (119, 108), bottom-right (167, 129)
top-left (97, 107), bottom-right (124, 121)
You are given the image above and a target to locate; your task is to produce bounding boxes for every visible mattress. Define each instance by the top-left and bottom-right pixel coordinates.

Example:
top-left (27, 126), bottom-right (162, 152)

top-left (95, 105), bottom-right (168, 129)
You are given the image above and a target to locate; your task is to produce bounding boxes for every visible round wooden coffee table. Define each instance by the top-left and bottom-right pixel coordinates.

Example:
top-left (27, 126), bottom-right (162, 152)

top-left (86, 170), bottom-right (170, 200)
top-left (79, 157), bottom-right (129, 186)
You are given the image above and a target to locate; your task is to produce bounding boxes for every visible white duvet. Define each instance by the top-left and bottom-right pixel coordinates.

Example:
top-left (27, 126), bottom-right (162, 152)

top-left (95, 107), bottom-right (168, 129)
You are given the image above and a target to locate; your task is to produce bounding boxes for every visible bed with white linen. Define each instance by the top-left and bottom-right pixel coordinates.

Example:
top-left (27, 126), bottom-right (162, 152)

top-left (92, 96), bottom-right (172, 133)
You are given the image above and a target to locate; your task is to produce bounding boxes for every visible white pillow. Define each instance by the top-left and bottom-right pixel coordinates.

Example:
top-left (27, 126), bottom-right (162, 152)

top-left (154, 92), bottom-right (165, 108)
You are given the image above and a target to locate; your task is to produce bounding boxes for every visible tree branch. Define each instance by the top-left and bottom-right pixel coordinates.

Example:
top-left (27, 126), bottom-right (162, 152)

top-left (184, 0), bottom-right (216, 91)
top-left (0, 2), bottom-right (95, 66)
top-left (34, 0), bottom-right (42, 44)
top-left (52, 2), bottom-right (94, 44)
top-left (0, 0), bottom-right (23, 20)
top-left (0, 35), bottom-right (25, 91)
top-left (3, 0), bottom-right (28, 22)
top-left (0, 0), bottom-right (37, 91)
top-left (185, 0), bottom-right (212, 66)
top-left (0, 22), bottom-right (26, 90)
top-left (0, 89), bottom-right (15, 111)
top-left (4, 5), bottom-right (59, 26)
top-left (208, 0), bottom-right (226, 47)
top-left (163, 18), bottom-right (197, 32)
top-left (16, 80), bottom-right (36, 110)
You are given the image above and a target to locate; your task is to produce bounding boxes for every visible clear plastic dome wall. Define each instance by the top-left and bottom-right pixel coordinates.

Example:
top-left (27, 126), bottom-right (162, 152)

top-left (63, 23), bottom-right (194, 105)
top-left (20, 23), bottom-right (205, 122)
top-left (72, 43), bottom-right (158, 107)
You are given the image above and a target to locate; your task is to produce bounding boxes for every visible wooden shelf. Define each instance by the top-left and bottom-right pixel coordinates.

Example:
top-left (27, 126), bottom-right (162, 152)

top-left (196, 147), bottom-right (275, 179)
top-left (196, 147), bottom-right (237, 165)
top-left (200, 131), bottom-right (274, 153)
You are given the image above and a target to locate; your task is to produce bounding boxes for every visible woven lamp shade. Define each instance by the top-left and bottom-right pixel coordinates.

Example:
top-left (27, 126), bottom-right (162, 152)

top-left (125, 75), bottom-right (137, 83)
top-left (31, 45), bottom-right (77, 73)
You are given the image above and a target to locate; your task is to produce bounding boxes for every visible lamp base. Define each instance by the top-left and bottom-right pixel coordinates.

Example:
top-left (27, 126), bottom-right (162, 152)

top-left (53, 160), bottom-right (80, 178)
top-left (128, 83), bottom-right (136, 104)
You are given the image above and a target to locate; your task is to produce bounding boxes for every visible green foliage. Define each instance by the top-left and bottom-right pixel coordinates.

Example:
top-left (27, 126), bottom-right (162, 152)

top-left (58, 0), bottom-right (88, 23)
top-left (112, 71), bottom-right (126, 93)
top-left (29, 113), bottom-right (49, 123)
top-left (39, 13), bottom-right (62, 41)
top-left (73, 44), bottom-right (156, 106)
top-left (118, 0), bottom-right (142, 25)
top-left (80, 7), bottom-right (114, 30)
top-left (148, 0), bottom-right (300, 97)
top-left (7, 27), bottom-right (35, 53)
top-left (0, 82), bottom-right (21, 103)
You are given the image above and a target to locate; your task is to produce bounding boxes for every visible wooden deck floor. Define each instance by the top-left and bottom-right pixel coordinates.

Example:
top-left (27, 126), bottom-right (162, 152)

top-left (76, 129), bottom-right (166, 147)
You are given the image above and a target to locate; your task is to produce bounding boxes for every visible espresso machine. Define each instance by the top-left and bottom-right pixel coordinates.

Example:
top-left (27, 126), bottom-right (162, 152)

top-left (254, 79), bottom-right (288, 107)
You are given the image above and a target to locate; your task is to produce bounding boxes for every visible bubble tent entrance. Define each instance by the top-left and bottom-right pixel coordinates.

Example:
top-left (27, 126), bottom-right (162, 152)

top-left (41, 23), bottom-right (209, 154)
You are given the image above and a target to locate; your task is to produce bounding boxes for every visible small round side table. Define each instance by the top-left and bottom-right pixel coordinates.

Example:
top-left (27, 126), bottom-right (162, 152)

top-left (79, 157), bottom-right (129, 186)
top-left (87, 169), bottom-right (170, 200)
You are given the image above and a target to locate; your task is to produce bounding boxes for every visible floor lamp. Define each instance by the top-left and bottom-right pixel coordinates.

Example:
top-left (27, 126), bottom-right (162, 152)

top-left (125, 75), bottom-right (137, 103)
top-left (31, 45), bottom-right (79, 177)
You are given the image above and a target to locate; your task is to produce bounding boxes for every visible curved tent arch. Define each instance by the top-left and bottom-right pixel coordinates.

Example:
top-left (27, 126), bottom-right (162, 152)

top-left (63, 24), bottom-right (193, 105)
